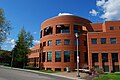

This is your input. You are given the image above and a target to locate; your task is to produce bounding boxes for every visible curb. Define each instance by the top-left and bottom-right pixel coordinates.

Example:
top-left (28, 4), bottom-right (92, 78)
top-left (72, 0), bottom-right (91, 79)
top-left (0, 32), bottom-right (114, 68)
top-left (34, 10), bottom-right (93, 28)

top-left (0, 66), bottom-right (85, 80)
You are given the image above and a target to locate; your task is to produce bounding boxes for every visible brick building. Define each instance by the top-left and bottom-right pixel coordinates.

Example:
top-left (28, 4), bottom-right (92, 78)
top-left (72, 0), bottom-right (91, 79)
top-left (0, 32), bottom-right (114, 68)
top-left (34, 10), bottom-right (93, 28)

top-left (28, 15), bottom-right (120, 72)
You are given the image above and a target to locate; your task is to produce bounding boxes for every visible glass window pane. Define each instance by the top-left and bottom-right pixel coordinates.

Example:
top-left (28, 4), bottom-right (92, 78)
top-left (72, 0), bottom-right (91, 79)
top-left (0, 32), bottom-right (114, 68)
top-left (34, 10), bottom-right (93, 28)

top-left (104, 66), bottom-right (109, 72)
top-left (91, 38), bottom-right (97, 44)
top-left (101, 38), bottom-right (106, 44)
top-left (42, 52), bottom-right (45, 62)
top-left (56, 24), bottom-right (70, 34)
top-left (114, 66), bottom-right (119, 72)
top-left (110, 26), bottom-right (114, 30)
top-left (92, 53), bottom-right (98, 62)
top-left (112, 53), bottom-right (118, 62)
top-left (110, 38), bottom-right (116, 44)
top-left (64, 39), bottom-right (70, 45)
top-left (43, 42), bottom-right (46, 47)
top-left (64, 51), bottom-right (70, 62)
top-left (102, 53), bottom-right (108, 62)
top-left (47, 51), bottom-right (52, 62)
top-left (44, 27), bottom-right (53, 36)
top-left (48, 40), bottom-right (52, 46)
top-left (56, 40), bottom-right (61, 45)
top-left (74, 25), bottom-right (80, 33)
top-left (55, 51), bottom-right (61, 62)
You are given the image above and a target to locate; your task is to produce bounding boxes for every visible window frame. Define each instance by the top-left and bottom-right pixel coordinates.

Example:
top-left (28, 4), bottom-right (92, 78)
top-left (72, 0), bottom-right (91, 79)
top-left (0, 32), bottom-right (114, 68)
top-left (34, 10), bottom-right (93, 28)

top-left (110, 38), bottom-right (116, 44)
top-left (48, 40), bottom-right (52, 46)
top-left (56, 24), bottom-right (70, 34)
top-left (110, 26), bottom-right (114, 30)
top-left (55, 51), bottom-right (61, 62)
top-left (64, 51), bottom-right (70, 62)
top-left (102, 53), bottom-right (108, 62)
top-left (101, 38), bottom-right (106, 44)
top-left (56, 40), bottom-right (61, 45)
top-left (91, 38), bottom-right (97, 44)
top-left (64, 39), bottom-right (70, 45)
top-left (47, 51), bottom-right (52, 62)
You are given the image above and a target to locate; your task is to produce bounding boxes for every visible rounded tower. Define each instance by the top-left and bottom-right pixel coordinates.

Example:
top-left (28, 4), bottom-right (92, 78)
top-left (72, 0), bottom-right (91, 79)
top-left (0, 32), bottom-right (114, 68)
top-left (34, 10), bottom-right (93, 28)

top-left (40, 15), bottom-right (91, 71)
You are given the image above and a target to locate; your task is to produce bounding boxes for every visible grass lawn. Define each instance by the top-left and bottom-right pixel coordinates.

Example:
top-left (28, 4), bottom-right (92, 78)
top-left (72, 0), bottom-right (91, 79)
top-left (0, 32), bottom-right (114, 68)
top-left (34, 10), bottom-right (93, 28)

top-left (95, 73), bottom-right (120, 80)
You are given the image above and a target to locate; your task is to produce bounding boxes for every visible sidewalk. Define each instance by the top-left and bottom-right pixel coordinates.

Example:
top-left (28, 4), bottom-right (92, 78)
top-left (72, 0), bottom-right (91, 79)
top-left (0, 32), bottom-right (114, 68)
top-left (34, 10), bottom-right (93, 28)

top-left (0, 66), bottom-right (91, 80)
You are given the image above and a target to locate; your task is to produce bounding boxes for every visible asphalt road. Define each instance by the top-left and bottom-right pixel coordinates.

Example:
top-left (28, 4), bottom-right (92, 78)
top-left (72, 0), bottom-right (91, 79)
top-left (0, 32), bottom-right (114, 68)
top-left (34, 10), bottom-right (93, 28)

top-left (0, 67), bottom-right (72, 80)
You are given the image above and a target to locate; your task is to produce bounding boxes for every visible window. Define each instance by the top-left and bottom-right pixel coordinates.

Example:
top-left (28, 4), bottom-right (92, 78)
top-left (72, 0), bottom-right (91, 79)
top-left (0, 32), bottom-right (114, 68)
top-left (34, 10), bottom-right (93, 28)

top-left (55, 51), bottom-right (61, 62)
top-left (92, 53), bottom-right (98, 62)
top-left (44, 27), bottom-right (53, 36)
top-left (74, 40), bottom-right (80, 45)
top-left (84, 52), bottom-right (88, 63)
top-left (40, 43), bottom-right (42, 48)
top-left (91, 38), bottom-right (97, 44)
top-left (47, 51), bottom-right (52, 62)
top-left (56, 40), bottom-right (61, 45)
top-left (110, 38), bottom-right (116, 44)
top-left (40, 31), bottom-right (42, 38)
top-left (112, 53), bottom-right (118, 62)
top-left (104, 66), bottom-right (109, 72)
top-left (48, 40), bottom-right (52, 46)
top-left (64, 51), bottom-right (70, 62)
top-left (102, 53), bottom-right (108, 62)
top-left (114, 66), bottom-right (119, 72)
top-left (42, 52), bottom-right (45, 62)
top-left (64, 39), bottom-right (70, 45)
top-left (84, 41), bottom-right (87, 46)
top-left (74, 24), bottom-right (80, 33)
top-left (101, 38), bottom-right (106, 44)
top-left (110, 26), bottom-right (114, 30)
top-left (43, 42), bottom-right (46, 47)
top-left (56, 24), bottom-right (70, 34)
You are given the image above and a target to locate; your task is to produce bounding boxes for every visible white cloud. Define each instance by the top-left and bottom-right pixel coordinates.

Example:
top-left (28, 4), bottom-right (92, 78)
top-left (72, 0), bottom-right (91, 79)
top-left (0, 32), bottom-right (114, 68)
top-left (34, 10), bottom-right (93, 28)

top-left (96, 0), bottom-right (105, 6)
top-left (33, 40), bottom-right (40, 44)
top-left (58, 13), bottom-right (73, 16)
top-left (89, 9), bottom-right (98, 16)
top-left (96, 0), bottom-right (120, 20)
top-left (33, 32), bottom-right (37, 34)
top-left (5, 38), bottom-right (16, 45)
top-left (11, 39), bottom-right (15, 44)
top-left (11, 44), bottom-right (15, 48)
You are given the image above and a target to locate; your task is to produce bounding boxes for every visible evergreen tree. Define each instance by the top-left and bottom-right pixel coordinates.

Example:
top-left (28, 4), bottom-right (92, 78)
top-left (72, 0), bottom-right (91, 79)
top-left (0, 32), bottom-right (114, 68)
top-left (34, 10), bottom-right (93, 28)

top-left (12, 27), bottom-right (33, 68)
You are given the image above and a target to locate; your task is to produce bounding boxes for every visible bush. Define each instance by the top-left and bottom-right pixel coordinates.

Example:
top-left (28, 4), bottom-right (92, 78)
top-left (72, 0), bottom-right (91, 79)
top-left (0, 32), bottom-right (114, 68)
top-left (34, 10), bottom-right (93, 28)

top-left (96, 68), bottom-right (104, 74)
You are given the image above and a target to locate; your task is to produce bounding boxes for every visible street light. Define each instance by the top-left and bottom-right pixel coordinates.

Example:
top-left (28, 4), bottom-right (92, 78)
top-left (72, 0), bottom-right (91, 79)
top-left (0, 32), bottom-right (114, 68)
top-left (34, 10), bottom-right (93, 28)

top-left (11, 50), bottom-right (14, 68)
top-left (75, 33), bottom-right (80, 77)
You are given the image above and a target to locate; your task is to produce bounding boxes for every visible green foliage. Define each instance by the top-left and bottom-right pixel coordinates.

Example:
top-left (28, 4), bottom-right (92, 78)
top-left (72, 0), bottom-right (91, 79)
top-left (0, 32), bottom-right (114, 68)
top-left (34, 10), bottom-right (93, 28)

top-left (0, 50), bottom-right (11, 65)
top-left (95, 73), bottom-right (120, 80)
top-left (0, 8), bottom-right (11, 49)
top-left (12, 27), bottom-right (33, 68)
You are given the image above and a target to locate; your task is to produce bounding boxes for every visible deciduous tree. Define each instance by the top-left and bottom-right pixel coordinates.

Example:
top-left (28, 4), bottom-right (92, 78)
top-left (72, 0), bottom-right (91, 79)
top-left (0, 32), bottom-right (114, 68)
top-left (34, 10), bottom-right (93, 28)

top-left (0, 8), bottom-right (11, 49)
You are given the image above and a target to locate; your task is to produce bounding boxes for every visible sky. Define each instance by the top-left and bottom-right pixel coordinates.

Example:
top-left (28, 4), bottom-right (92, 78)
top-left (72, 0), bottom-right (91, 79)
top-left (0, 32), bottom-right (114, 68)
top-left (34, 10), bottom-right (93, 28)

top-left (0, 0), bottom-right (120, 51)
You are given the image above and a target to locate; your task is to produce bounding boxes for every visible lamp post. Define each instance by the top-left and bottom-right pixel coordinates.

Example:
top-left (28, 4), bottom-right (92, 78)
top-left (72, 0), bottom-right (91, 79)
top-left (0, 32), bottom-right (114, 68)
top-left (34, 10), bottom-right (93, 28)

top-left (11, 50), bottom-right (14, 68)
top-left (75, 33), bottom-right (80, 77)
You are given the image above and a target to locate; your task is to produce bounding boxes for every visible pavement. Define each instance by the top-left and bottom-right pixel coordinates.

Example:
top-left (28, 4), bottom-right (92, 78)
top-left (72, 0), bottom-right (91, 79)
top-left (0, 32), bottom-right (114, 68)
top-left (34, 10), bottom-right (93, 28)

top-left (0, 66), bottom-right (92, 80)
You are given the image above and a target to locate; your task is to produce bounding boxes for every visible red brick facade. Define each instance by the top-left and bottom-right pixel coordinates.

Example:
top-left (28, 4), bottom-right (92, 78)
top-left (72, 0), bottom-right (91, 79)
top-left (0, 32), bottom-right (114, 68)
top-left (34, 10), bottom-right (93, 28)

top-left (28, 15), bottom-right (120, 72)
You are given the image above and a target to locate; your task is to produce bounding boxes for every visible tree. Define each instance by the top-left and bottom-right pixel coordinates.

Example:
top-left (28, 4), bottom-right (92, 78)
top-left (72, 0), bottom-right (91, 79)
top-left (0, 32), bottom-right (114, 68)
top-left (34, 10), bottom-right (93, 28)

top-left (0, 50), bottom-right (11, 65)
top-left (12, 27), bottom-right (33, 68)
top-left (0, 8), bottom-right (11, 49)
